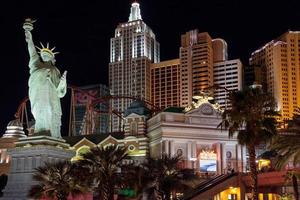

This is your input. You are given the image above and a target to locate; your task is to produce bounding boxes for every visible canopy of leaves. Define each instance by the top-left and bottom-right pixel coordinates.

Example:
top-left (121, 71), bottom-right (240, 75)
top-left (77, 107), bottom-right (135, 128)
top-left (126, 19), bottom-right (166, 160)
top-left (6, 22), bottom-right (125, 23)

top-left (219, 88), bottom-right (278, 146)
top-left (28, 160), bottom-right (92, 200)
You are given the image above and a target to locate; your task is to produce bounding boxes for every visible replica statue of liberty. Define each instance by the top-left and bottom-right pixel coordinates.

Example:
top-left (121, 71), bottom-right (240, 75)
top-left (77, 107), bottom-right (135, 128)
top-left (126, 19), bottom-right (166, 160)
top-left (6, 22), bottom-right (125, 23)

top-left (23, 19), bottom-right (67, 138)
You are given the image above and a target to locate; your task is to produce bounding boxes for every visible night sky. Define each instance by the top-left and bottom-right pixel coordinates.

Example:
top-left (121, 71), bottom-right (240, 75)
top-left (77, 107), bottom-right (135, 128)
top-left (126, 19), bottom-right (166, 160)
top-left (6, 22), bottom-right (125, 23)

top-left (0, 0), bottom-right (299, 134)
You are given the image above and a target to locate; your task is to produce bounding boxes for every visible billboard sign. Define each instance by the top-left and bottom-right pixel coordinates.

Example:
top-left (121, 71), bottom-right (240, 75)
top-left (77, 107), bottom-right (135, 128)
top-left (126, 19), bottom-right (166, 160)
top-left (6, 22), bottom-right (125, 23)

top-left (199, 150), bottom-right (217, 172)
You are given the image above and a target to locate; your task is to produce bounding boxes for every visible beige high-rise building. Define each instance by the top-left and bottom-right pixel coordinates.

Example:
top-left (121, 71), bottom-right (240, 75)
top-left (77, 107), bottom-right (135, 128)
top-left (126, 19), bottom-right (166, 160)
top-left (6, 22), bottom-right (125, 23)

top-left (250, 31), bottom-right (300, 120)
top-left (151, 59), bottom-right (181, 109)
top-left (179, 30), bottom-right (243, 109)
top-left (213, 59), bottom-right (243, 108)
top-left (180, 30), bottom-right (214, 107)
top-left (109, 2), bottom-right (160, 131)
top-left (212, 38), bottom-right (228, 62)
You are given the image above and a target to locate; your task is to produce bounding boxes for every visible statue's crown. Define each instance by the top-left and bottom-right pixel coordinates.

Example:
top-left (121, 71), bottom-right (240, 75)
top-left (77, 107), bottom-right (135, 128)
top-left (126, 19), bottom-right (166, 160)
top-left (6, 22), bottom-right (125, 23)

top-left (36, 42), bottom-right (59, 57)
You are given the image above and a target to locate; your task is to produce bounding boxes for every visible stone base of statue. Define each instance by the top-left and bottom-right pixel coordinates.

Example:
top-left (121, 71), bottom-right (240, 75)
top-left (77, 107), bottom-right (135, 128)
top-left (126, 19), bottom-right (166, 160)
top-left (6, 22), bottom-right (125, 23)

top-left (2, 135), bottom-right (75, 200)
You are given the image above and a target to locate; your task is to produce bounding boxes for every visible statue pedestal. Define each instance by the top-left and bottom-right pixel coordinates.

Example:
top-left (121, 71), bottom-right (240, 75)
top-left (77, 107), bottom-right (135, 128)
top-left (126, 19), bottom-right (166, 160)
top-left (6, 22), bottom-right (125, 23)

top-left (2, 136), bottom-right (75, 200)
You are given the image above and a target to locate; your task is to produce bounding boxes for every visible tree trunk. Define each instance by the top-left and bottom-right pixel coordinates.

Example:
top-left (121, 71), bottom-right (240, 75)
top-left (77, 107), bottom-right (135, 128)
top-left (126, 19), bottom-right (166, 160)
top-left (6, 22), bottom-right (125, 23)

top-left (164, 191), bottom-right (171, 200)
top-left (292, 174), bottom-right (299, 200)
top-left (248, 145), bottom-right (258, 200)
top-left (171, 190), bottom-right (177, 200)
top-left (162, 185), bottom-right (171, 200)
top-left (56, 192), bottom-right (68, 200)
top-left (101, 183), bottom-right (115, 200)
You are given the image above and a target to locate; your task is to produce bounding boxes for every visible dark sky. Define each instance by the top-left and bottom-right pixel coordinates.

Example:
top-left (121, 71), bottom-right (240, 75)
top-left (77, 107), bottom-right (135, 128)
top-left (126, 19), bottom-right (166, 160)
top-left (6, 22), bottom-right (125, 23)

top-left (0, 0), bottom-right (299, 134)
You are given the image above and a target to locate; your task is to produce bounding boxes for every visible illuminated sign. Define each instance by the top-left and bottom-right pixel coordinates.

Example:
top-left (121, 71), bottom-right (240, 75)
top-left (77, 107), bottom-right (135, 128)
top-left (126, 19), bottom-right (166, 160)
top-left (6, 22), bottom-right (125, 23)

top-left (200, 150), bottom-right (217, 160)
top-left (199, 150), bottom-right (217, 172)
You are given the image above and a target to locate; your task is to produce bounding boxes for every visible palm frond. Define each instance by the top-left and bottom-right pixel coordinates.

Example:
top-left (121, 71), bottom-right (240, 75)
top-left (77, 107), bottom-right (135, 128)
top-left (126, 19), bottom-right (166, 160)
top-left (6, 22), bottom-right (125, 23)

top-left (271, 134), bottom-right (300, 169)
top-left (78, 145), bottom-right (128, 199)
top-left (29, 160), bottom-right (92, 199)
top-left (141, 154), bottom-right (199, 199)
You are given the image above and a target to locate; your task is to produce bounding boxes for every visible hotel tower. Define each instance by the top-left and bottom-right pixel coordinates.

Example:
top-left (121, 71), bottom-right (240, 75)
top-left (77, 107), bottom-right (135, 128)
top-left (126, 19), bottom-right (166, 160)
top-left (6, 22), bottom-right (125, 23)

top-left (250, 31), bottom-right (300, 121)
top-left (109, 2), bottom-right (160, 131)
top-left (180, 31), bottom-right (214, 107)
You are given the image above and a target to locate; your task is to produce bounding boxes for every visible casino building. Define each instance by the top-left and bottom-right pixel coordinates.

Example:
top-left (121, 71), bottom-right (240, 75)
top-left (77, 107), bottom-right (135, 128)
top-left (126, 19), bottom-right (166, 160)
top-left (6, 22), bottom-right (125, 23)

top-left (147, 97), bottom-right (246, 174)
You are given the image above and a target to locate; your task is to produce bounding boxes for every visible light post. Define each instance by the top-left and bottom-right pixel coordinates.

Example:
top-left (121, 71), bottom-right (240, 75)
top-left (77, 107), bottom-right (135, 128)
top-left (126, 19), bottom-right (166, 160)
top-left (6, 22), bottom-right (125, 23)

top-left (190, 157), bottom-right (197, 171)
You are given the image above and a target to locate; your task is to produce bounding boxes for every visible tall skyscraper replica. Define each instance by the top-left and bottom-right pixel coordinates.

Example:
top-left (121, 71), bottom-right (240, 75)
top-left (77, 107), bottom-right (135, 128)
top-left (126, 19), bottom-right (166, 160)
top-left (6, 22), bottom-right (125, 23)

top-left (179, 30), bottom-right (243, 108)
top-left (212, 39), bottom-right (243, 108)
top-left (109, 2), bottom-right (160, 131)
top-left (213, 59), bottom-right (243, 108)
top-left (180, 31), bottom-right (214, 107)
top-left (250, 31), bottom-right (300, 121)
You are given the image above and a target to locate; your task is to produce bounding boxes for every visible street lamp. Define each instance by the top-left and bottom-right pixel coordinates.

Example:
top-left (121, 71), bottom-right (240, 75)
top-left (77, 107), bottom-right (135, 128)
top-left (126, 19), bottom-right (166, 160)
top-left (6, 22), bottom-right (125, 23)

top-left (190, 157), bottom-right (197, 170)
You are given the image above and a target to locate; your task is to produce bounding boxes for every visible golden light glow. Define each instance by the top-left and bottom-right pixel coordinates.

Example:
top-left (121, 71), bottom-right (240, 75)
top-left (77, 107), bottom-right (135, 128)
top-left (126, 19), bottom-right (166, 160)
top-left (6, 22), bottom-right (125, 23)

top-left (127, 149), bottom-right (147, 157)
top-left (257, 159), bottom-right (271, 170)
top-left (35, 42), bottom-right (59, 57)
top-left (71, 145), bottom-right (91, 162)
top-left (200, 149), bottom-right (217, 160)
top-left (220, 187), bottom-right (240, 200)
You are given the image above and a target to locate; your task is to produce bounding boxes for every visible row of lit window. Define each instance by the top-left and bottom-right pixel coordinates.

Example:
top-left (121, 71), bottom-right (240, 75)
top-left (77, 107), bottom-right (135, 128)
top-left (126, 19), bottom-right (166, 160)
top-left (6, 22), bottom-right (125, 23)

top-left (153, 70), bottom-right (178, 74)
top-left (152, 86), bottom-right (179, 91)
top-left (214, 72), bottom-right (238, 76)
top-left (153, 97), bottom-right (179, 101)
top-left (214, 77), bottom-right (238, 82)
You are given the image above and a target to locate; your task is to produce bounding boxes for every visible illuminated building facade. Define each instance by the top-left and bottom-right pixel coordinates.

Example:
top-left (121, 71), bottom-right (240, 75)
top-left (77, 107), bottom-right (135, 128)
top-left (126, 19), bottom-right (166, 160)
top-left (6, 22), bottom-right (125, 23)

top-left (66, 133), bottom-right (148, 164)
top-left (180, 30), bottom-right (214, 107)
top-left (213, 59), bottom-right (243, 108)
top-left (212, 38), bottom-right (228, 63)
top-left (147, 100), bottom-right (246, 174)
top-left (250, 31), bottom-right (300, 120)
top-left (179, 30), bottom-right (242, 109)
top-left (109, 2), bottom-right (160, 131)
top-left (151, 59), bottom-right (181, 109)
top-left (123, 100), bottom-right (150, 137)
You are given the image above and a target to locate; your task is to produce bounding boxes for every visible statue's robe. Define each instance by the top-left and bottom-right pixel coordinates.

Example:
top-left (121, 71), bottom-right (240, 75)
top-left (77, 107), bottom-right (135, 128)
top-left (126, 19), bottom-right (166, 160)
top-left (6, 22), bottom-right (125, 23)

top-left (28, 53), bottom-right (65, 138)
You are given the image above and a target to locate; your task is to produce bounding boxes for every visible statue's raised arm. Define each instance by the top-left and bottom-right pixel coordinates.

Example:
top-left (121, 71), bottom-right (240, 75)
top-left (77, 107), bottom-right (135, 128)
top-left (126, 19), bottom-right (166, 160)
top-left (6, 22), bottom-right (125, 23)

top-left (23, 18), bottom-right (37, 58)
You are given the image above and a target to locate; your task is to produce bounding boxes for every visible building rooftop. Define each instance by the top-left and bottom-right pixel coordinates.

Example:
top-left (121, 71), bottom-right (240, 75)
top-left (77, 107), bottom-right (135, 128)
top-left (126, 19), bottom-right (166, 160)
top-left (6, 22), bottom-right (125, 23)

top-left (163, 107), bottom-right (185, 113)
top-left (63, 132), bottom-right (124, 146)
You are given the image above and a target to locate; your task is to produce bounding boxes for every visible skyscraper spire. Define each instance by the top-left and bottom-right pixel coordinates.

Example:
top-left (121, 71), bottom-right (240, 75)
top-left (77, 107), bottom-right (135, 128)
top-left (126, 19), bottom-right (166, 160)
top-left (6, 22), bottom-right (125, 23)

top-left (128, 1), bottom-right (142, 22)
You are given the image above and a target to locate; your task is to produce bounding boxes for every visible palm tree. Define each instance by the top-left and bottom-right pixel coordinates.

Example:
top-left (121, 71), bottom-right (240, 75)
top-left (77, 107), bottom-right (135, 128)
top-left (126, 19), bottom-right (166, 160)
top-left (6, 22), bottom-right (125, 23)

top-left (79, 145), bottom-right (127, 200)
top-left (141, 154), bottom-right (197, 200)
top-left (28, 160), bottom-right (92, 200)
top-left (219, 87), bottom-right (278, 200)
top-left (117, 163), bottom-right (144, 198)
top-left (270, 109), bottom-right (300, 200)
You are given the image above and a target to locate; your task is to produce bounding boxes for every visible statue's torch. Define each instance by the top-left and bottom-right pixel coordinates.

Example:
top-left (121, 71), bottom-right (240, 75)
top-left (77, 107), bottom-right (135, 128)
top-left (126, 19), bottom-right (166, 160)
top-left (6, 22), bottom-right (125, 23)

top-left (23, 18), bottom-right (36, 32)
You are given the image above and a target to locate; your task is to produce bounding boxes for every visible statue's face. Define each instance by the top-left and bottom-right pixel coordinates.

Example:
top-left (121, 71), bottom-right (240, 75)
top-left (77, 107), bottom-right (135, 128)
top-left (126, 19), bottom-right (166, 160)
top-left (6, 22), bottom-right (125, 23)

top-left (41, 52), bottom-right (54, 62)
